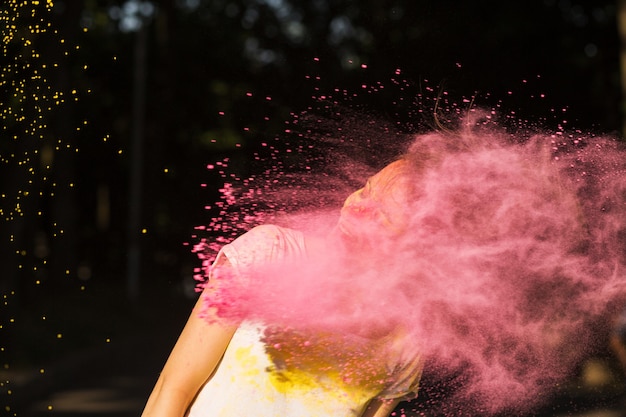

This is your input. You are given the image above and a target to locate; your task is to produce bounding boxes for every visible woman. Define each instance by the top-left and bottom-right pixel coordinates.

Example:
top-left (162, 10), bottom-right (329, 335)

top-left (143, 128), bottom-right (626, 416)
top-left (141, 159), bottom-right (424, 417)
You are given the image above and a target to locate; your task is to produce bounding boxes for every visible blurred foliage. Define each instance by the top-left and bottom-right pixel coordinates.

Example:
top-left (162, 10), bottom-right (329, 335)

top-left (0, 0), bottom-right (621, 297)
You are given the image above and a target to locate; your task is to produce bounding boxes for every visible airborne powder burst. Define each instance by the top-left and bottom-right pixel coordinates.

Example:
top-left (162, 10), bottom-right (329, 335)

top-left (194, 94), bottom-right (626, 415)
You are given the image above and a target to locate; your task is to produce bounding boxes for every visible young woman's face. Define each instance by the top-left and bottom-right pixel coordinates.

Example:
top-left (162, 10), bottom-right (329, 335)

top-left (337, 160), bottom-right (412, 245)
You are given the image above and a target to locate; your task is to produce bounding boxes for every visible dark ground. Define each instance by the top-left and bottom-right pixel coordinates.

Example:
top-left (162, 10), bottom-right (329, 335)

top-left (1, 278), bottom-right (193, 417)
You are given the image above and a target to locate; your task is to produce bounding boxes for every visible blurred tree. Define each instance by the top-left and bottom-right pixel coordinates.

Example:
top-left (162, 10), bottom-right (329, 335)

top-left (74, 0), bottom-right (624, 293)
top-left (2, 0), bottom-right (622, 301)
top-left (619, 0), bottom-right (626, 136)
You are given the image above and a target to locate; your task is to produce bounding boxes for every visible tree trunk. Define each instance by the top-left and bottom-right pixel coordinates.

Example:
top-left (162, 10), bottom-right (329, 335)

top-left (618, 0), bottom-right (626, 137)
top-left (127, 18), bottom-right (149, 299)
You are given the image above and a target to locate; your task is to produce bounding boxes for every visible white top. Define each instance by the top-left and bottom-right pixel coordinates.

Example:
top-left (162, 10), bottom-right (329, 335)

top-left (187, 225), bottom-right (422, 417)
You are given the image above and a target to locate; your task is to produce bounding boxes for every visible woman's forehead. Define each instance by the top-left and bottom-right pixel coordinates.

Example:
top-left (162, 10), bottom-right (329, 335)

top-left (370, 160), bottom-right (411, 187)
top-left (368, 160), bottom-right (413, 202)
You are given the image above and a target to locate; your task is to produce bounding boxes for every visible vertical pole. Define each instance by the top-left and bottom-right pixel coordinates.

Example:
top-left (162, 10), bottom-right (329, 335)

top-left (127, 18), bottom-right (148, 299)
top-left (618, 0), bottom-right (626, 138)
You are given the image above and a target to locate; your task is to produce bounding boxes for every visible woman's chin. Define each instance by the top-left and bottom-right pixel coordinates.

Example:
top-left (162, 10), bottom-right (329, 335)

top-left (333, 224), bottom-right (372, 253)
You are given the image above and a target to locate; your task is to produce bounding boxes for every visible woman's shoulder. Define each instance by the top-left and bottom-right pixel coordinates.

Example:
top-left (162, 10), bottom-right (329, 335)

top-left (246, 224), bottom-right (298, 236)
top-left (234, 224), bottom-right (303, 247)
top-left (223, 225), bottom-right (307, 267)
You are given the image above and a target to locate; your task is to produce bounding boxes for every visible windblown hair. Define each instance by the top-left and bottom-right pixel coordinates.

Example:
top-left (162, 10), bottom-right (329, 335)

top-left (388, 127), bottom-right (626, 413)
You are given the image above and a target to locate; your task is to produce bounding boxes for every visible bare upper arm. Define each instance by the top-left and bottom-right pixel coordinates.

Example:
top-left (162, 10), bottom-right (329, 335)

top-left (159, 288), bottom-right (238, 389)
top-left (361, 398), bottom-right (401, 417)
top-left (142, 260), bottom-right (239, 416)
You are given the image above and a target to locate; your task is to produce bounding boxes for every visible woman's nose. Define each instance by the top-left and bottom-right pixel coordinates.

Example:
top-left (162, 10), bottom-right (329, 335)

top-left (347, 189), bottom-right (364, 204)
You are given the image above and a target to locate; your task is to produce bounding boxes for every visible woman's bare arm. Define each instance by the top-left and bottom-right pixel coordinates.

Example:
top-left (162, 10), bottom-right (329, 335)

top-left (141, 264), bottom-right (238, 417)
top-left (361, 398), bottom-right (402, 417)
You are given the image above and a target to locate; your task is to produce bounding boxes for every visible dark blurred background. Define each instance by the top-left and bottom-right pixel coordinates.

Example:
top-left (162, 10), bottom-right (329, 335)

top-left (2, 0), bottom-right (626, 415)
